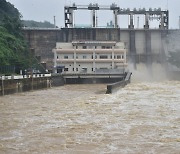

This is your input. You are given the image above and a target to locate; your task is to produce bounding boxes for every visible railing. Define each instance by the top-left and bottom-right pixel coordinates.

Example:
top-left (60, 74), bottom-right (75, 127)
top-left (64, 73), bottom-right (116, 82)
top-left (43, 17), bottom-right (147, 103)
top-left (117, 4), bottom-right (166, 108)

top-left (55, 49), bottom-right (126, 54)
top-left (0, 74), bottom-right (51, 80)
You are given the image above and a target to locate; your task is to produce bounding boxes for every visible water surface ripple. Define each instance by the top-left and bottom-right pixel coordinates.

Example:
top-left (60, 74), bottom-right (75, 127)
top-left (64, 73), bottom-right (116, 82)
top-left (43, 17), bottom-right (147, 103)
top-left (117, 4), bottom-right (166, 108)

top-left (0, 81), bottom-right (180, 153)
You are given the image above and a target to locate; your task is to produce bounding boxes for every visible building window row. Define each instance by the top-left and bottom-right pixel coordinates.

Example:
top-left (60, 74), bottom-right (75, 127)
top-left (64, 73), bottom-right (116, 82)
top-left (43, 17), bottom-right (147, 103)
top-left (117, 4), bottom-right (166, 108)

top-left (60, 54), bottom-right (124, 59)
top-left (64, 67), bottom-right (112, 72)
top-left (73, 46), bottom-right (113, 49)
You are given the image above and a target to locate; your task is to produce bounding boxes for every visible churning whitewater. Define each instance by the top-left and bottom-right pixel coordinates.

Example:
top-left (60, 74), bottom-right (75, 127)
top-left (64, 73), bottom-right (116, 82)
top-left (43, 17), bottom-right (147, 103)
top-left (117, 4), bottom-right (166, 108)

top-left (0, 81), bottom-right (180, 153)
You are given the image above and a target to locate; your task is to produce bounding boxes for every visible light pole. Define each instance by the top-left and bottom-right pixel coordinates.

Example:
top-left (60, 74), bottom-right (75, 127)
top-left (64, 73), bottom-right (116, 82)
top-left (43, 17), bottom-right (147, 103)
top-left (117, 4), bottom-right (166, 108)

top-left (54, 16), bottom-right (56, 28)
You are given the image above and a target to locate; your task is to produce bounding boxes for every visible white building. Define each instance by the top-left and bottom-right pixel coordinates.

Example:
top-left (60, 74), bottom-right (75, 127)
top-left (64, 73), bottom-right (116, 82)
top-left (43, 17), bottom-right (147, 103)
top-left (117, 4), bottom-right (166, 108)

top-left (52, 41), bottom-right (127, 74)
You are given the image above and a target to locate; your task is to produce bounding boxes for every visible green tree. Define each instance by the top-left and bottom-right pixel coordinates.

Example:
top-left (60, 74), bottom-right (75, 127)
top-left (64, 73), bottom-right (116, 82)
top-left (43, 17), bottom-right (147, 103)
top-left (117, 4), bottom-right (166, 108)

top-left (0, 0), bottom-right (30, 74)
top-left (0, 26), bottom-right (29, 67)
top-left (23, 20), bottom-right (55, 28)
top-left (2, 15), bottom-right (23, 38)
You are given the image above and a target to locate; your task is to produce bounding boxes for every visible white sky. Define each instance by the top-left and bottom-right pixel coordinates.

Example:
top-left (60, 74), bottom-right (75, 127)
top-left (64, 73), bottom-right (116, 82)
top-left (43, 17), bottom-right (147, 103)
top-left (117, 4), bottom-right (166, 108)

top-left (6, 0), bottom-right (180, 29)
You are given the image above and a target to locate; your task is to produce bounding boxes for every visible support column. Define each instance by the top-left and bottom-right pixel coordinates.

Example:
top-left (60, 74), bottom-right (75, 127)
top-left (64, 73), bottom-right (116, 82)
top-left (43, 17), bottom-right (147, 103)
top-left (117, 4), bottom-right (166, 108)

top-left (160, 31), bottom-right (168, 66)
top-left (129, 30), bottom-right (136, 69)
top-left (160, 12), bottom-right (165, 29)
top-left (129, 13), bottom-right (134, 29)
top-left (145, 31), bottom-right (152, 68)
top-left (92, 10), bottom-right (96, 28)
top-left (53, 49), bottom-right (57, 73)
top-left (114, 10), bottom-right (118, 28)
top-left (93, 47), bottom-right (96, 72)
top-left (74, 47), bottom-right (77, 72)
top-left (144, 13), bottom-right (149, 29)
top-left (124, 50), bottom-right (126, 64)
top-left (64, 7), bottom-right (74, 28)
top-left (112, 46), bottom-right (115, 69)
top-left (69, 9), bottom-right (74, 28)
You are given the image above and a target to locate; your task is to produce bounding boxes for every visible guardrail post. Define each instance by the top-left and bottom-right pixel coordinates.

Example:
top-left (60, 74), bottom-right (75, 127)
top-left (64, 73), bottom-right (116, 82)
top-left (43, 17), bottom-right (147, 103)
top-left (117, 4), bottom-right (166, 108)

top-left (1, 76), bottom-right (4, 96)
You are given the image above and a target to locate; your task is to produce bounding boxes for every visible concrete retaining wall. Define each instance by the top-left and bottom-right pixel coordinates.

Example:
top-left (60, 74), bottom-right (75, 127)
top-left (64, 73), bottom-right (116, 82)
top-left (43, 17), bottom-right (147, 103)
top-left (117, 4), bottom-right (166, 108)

top-left (51, 74), bottom-right (64, 86)
top-left (106, 72), bottom-right (132, 94)
top-left (0, 74), bottom-right (51, 96)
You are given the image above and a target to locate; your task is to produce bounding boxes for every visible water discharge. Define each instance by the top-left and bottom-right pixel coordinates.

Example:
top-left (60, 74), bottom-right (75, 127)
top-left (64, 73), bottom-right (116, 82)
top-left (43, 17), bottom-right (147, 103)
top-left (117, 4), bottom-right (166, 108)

top-left (0, 81), bottom-right (180, 153)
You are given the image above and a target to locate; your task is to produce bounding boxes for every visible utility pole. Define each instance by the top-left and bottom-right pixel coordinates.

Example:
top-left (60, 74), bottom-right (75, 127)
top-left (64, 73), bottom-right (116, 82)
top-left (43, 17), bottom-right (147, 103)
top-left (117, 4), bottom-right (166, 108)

top-left (54, 16), bottom-right (56, 28)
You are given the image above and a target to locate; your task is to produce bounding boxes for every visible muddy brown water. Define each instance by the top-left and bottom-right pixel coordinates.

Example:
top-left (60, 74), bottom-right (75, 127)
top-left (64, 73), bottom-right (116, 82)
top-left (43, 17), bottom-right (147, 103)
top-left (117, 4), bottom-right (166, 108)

top-left (0, 81), bottom-right (180, 154)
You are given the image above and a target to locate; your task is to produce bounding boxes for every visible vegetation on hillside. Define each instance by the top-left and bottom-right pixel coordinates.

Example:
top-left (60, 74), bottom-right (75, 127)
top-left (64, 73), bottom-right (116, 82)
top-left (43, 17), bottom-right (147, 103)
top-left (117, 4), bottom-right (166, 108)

top-left (23, 20), bottom-right (55, 28)
top-left (0, 26), bottom-right (28, 66)
top-left (0, 0), bottom-right (20, 24)
top-left (0, 0), bottom-right (30, 73)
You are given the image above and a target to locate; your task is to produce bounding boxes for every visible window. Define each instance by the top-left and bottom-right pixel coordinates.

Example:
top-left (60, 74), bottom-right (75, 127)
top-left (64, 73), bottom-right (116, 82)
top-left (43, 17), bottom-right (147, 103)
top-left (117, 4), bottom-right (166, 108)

top-left (76, 68), bottom-right (78, 71)
top-left (57, 56), bottom-right (59, 59)
top-left (64, 68), bottom-right (68, 71)
top-left (83, 46), bottom-right (87, 49)
top-left (92, 68), bottom-right (94, 71)
top-left (73, 68), bottom-right (74, 71)
top-left (82, 68), bottom-right (87, 73)
top-left (64, 55), bottom-right (68, 59)
top-left (76, 46), bottom-right (78, 49)
top-left (100, 55), bottom-right (108, 59)
top-left (106, 46), bottom-right (112, 49)
top-left (117, 55), bottom-right (121, 59)
top-left (100, 68), bottom-right (108, 70)
top-left (83, 55), bottom-right (87, 59)
top-left (88, 46), bottom-right (93, 49)
top-left (102, 46), bottom-right (112, 49)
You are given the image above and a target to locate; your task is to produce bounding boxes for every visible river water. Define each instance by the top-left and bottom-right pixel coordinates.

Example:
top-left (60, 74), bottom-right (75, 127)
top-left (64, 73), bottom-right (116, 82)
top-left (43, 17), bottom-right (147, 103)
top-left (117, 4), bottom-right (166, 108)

top-left (0, 81), bottom-right (180, 154)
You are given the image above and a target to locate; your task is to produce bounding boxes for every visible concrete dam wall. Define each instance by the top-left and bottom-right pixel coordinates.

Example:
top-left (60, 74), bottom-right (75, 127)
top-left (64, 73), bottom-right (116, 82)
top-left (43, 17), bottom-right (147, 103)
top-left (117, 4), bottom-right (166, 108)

top-left (23, 28), bottom-right (180, 70)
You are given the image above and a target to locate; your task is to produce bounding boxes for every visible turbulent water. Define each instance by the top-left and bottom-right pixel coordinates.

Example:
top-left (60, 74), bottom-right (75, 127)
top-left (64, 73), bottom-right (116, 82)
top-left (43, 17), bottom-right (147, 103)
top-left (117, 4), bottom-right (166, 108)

top-left (0, 81), bottom-right (180, 154)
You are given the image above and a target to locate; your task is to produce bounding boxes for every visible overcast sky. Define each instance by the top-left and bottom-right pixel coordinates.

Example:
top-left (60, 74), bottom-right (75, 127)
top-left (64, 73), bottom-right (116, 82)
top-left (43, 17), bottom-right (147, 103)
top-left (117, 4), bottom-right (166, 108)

top-left (6, 0), bottom-right (180, 29)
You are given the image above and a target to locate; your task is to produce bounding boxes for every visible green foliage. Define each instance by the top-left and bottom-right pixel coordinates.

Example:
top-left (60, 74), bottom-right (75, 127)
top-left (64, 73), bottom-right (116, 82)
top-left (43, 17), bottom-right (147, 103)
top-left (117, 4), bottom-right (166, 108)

top-left (168, 50), bottom-right (180, 68)
top-left (23, 20), bottom-right (55, 28)
top-left (0, 0), bottom-right (47, 74)
top-left (0, 0), bottom-right (21, 24)
top-left (0, 26), bottom-right (29, 67)
top-left (2, 15), bottom-right (23, 38)
top-left (0, 0), bottom-right (30, 74)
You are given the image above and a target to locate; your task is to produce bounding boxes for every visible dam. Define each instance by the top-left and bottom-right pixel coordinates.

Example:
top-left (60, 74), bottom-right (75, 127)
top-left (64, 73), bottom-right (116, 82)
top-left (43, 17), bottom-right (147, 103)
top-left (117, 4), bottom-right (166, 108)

top-left (23, 28), bottom-right (179, 71)
top-left (22, 3), bottom-right (180, 73)
top-left (0, 3), bottom-right (180, 153)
